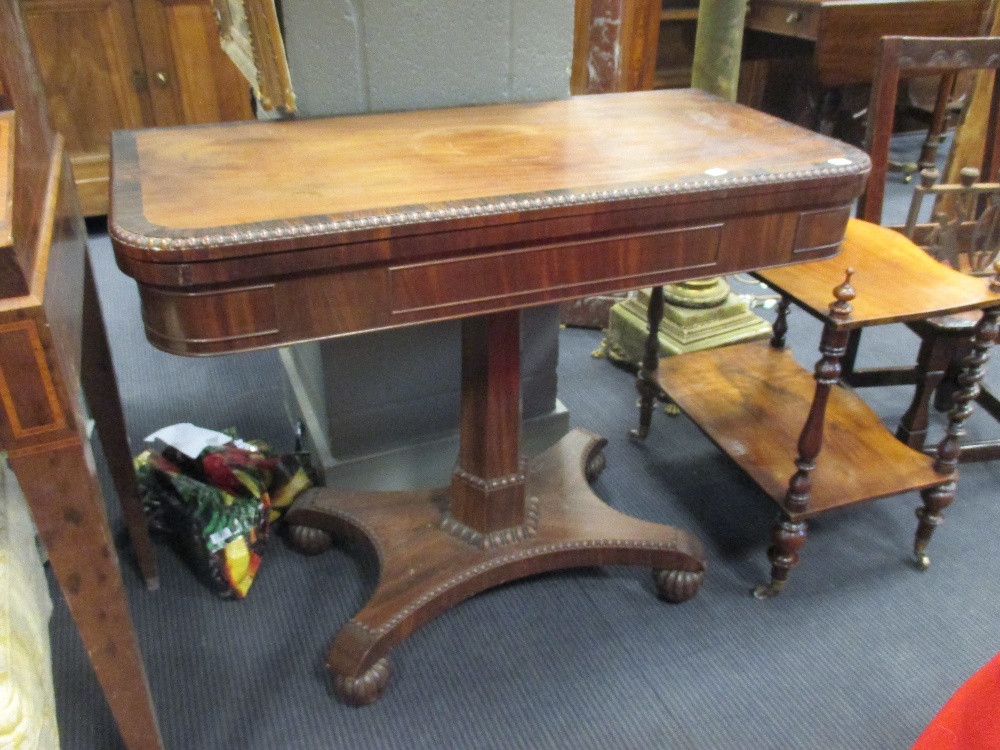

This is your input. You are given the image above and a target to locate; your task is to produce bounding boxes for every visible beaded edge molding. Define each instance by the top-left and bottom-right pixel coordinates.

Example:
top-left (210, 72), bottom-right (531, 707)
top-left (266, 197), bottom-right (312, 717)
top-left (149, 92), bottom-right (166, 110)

top-left (110, 157), bottom-right (871, 253)
top-left (351, 535), bottom-right (695, 639)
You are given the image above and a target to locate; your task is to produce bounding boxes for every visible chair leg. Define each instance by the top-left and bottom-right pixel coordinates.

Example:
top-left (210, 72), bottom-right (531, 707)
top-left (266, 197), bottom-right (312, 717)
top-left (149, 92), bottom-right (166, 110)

top-left (915, 308), bottom-right (1000, 568)
top-left (841, 328), bottom-right (863, 380)
top-left (754, 516), bottom-right (808, 600)
top-left (896, 329), bottom-right (954, 450)
top-left (932, 341), bottom-right (970, 414)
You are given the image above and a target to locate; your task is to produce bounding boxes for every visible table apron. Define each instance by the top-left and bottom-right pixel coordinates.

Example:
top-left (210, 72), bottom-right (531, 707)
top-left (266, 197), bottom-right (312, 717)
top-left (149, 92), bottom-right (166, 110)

top-left (135, 204), bottom-right (850, 356)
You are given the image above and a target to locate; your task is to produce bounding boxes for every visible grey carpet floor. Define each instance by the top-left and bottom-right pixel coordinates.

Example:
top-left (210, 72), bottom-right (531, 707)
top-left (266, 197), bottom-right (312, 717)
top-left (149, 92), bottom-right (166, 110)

top-left (48, 134), bottom-right (1000, 749)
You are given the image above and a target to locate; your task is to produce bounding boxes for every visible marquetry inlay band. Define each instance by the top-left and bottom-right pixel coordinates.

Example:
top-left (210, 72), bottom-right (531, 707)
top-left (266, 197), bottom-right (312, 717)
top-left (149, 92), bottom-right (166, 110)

top-left (110, 158), bottom-right (871, 253)
top-left (0, 320), bottom-right (67, 439)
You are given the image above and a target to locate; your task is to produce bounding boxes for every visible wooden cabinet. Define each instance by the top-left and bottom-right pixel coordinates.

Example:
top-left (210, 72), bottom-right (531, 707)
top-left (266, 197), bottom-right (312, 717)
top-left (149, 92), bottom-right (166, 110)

top-left (21, 0), bottom-right (254, 216)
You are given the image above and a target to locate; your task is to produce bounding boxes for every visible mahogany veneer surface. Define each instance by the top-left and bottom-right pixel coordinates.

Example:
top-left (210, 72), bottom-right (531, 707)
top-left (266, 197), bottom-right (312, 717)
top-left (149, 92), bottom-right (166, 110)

top-left (109, 88), bottom-right (869, 355)
top-left (657, 340), bottom-right (942, 518)
top-left (757, 219), bottom-right (1000, 329)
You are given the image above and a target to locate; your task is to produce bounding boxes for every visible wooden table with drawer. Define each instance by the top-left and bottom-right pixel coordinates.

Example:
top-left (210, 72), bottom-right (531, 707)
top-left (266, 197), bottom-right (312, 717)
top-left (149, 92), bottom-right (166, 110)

top-left (742, 0), bottom-right (988, 131)
top-left (109, 88), bottom-right (869, 705)
top-left (745, 0), bottom-right (988, 88)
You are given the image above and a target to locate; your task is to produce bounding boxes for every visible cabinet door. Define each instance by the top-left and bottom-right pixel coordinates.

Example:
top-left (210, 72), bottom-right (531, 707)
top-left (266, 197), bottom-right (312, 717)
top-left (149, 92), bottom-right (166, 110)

top-left (22, 0), bottom-right (154, 216)
top-left (131, 0), bottom-right (254, 126)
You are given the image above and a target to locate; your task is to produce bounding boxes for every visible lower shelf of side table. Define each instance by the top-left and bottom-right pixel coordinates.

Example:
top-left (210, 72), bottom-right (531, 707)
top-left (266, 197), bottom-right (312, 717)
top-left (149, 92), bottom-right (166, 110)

top-left (656, 340), bottom-right (943, 520)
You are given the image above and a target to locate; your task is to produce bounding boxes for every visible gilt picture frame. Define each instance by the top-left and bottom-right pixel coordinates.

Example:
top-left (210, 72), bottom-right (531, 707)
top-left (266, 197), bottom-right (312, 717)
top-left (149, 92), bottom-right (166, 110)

top-left (211, 0), bottom-right (295, 113)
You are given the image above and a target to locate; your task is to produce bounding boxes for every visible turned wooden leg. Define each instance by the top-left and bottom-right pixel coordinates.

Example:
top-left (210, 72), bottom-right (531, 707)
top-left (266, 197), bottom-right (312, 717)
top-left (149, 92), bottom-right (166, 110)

top-left (753, 516), bottom-right (808, 599)
top-left (630, 286), bottom-right (665, 442)
top-left (932, 344), bottom-right (969, 414)
top-left (896, 329), bottom-right (953, 451)
top-left (914, 308), bottom-right (999, 567)
top-left (770, 295), bottom-right (791, 349)
top-left (914, 483), bottom-right (954, 570)
top-left (756, 273), bottom-right (854, 599)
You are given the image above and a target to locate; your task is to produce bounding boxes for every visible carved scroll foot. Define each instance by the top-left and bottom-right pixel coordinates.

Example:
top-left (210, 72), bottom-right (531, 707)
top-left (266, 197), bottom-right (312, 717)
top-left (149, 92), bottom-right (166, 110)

top-left (913, 482), bottom-right (954, 571)
top-left (752, 517), bottom-right (807, 600)
top-left (585, 446), bottom-right (607, 484)
top-left (332, 657), bottom-right (391, 707)
top-left (654, 568), bottom-right (704, 603)
top-left (286, 523), bottom-right (335, 555)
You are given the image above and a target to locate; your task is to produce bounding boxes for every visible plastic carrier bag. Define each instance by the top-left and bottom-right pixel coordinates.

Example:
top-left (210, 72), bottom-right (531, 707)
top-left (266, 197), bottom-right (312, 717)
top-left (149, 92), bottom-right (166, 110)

top-left (135, 424), bottom-right (311, 599)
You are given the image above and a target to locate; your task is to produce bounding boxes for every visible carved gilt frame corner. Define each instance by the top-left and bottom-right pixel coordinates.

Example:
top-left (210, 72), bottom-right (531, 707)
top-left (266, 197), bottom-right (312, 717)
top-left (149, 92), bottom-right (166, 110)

top-left (211, 0), bottom-right (296, 114)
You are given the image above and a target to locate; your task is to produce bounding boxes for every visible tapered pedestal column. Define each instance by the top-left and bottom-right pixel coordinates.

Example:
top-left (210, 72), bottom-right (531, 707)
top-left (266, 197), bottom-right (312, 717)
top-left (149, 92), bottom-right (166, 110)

top-left (285, 311), bottom-right (707, 705)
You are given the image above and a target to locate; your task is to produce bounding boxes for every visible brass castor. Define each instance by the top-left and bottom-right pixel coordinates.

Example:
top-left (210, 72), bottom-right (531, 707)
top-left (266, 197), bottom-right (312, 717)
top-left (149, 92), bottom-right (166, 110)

top-left (751, 580), bottom-right (786, 600)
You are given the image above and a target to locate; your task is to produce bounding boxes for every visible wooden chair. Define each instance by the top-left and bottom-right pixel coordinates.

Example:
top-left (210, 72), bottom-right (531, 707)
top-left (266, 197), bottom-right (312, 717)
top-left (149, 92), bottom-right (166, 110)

top-left (837, 36), bottom-right (1000, 462)
top-left (636, 37), bottom-right (1000, 598)
top-left (0, 1), bottom-right (163, 747)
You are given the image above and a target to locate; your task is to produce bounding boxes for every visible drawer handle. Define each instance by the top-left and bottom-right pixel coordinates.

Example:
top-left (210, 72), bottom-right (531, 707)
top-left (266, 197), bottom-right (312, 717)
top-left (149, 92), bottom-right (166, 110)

top-left (785, 10), bottom-right (802, 23)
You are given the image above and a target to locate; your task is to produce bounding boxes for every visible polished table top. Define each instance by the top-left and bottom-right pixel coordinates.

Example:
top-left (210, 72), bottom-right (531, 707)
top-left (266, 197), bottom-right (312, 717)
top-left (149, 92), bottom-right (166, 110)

top-left (110, 88), bottom-right (868, 355)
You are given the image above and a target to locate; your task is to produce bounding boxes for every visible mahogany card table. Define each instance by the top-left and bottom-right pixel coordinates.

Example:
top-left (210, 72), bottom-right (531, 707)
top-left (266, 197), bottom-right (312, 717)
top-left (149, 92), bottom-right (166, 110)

top-left (109, 88), bottom-right (869, 705)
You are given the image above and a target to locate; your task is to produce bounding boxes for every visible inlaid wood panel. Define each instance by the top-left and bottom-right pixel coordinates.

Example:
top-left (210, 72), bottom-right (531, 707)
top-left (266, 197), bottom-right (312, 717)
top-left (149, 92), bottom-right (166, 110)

top-left (0, 319), bottom-right (66, 439)
top-left (0, 4), bottom-right (58, 293)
